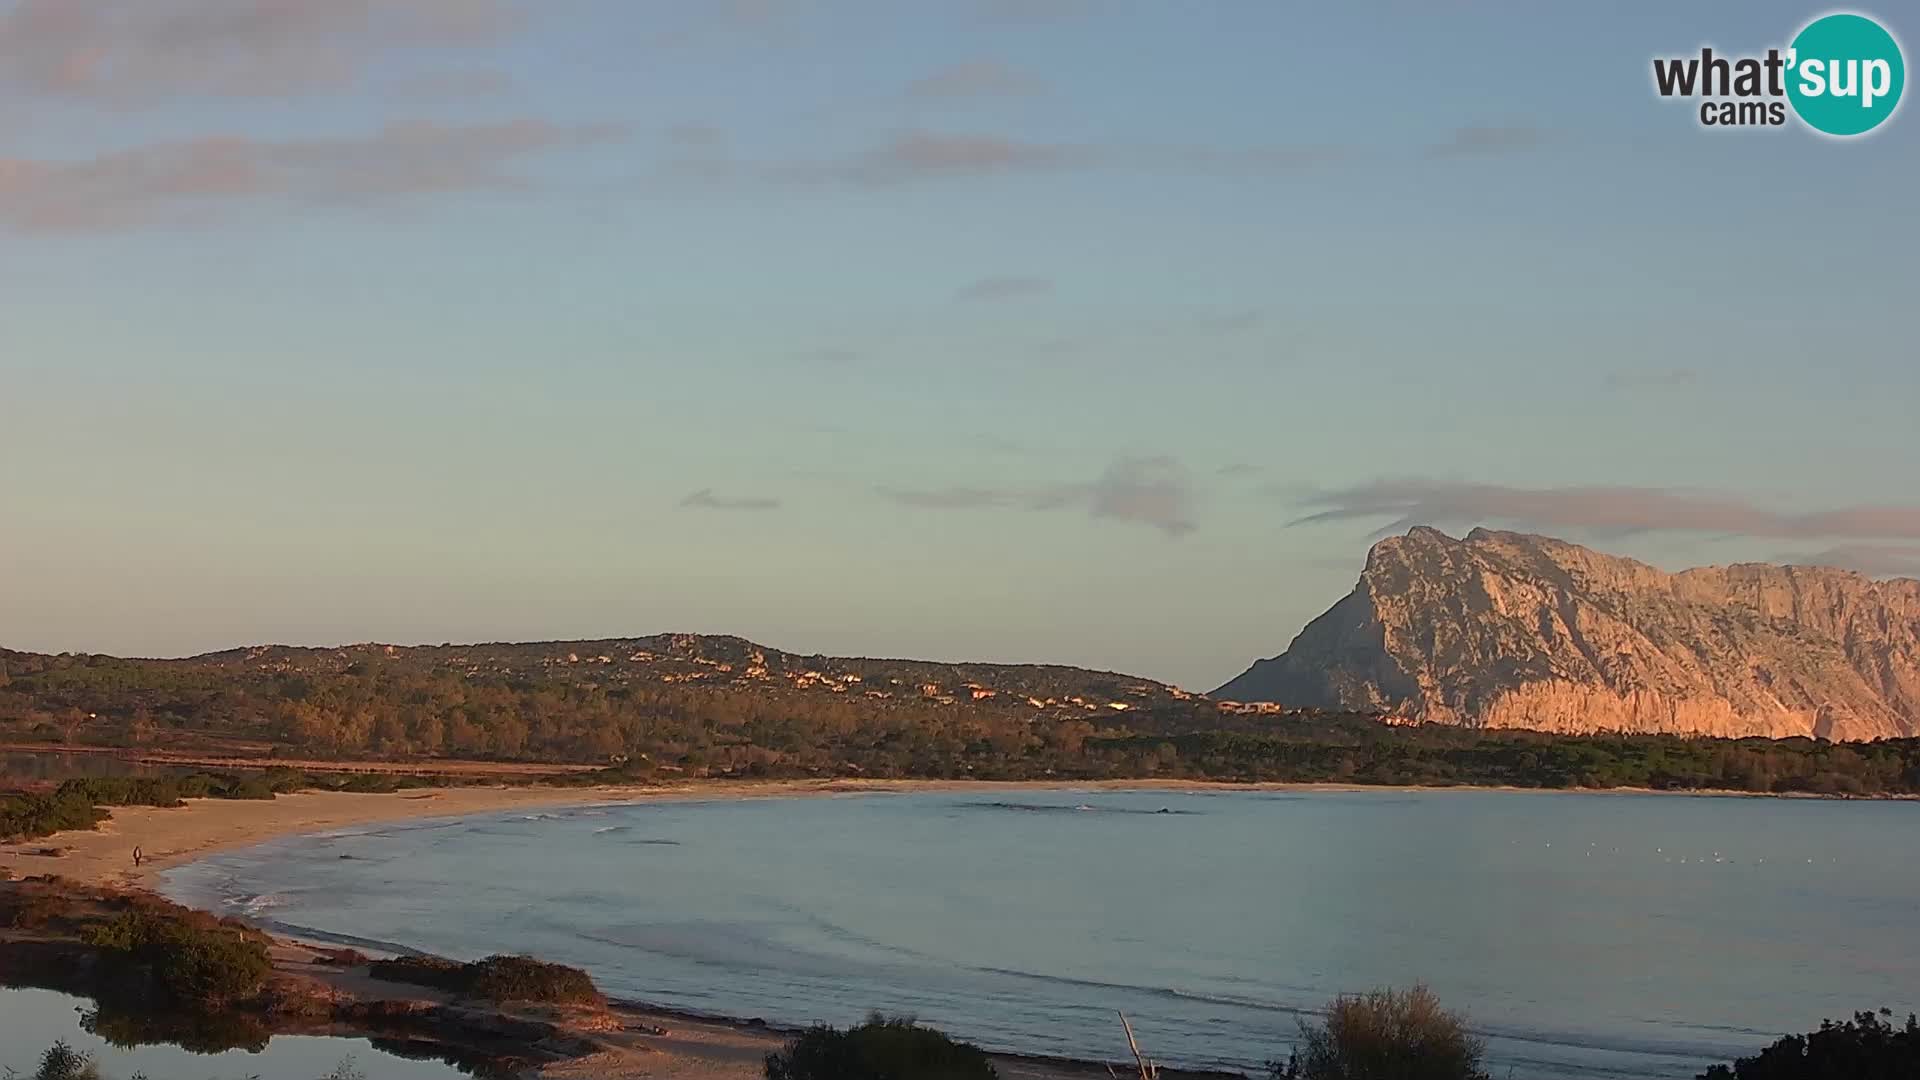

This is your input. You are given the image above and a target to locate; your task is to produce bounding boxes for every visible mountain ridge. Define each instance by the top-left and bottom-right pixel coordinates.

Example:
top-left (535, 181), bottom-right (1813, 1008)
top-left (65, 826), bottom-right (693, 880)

top-left (1215, 527), bottom-right (1920, 740)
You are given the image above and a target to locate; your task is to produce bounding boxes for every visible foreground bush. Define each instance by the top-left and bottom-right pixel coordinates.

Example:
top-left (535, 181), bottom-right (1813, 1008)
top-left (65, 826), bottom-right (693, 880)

top-left (1699, 1009), bottom-right (1920, 1079)
top-left (764, 1015), bottom-right (998, 1080)
top-left (82, 906), bottom-right (272, 1008)
top-left (369, 952), bottom-right (602, 1005)
top-left (1274, 984), bottom-right (1488, 1080)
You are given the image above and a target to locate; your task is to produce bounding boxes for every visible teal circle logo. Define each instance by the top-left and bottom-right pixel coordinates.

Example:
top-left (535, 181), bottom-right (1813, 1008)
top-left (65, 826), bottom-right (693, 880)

top-left (1787, 13), bottom-right (1905, 136)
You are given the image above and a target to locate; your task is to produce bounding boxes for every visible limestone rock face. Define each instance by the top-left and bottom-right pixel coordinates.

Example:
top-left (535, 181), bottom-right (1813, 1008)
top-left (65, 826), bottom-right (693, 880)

top-left (1215, 528), bottom-right (1920, 739)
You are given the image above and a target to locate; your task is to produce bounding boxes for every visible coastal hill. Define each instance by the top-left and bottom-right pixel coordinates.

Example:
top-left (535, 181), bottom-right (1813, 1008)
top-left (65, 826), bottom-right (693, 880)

top-left (1215, 528), bottom-right (1920, 740)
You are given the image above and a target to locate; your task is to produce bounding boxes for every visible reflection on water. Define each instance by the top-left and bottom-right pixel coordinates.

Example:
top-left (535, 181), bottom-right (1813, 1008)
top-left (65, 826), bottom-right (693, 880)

top-left (0, 987), bottom-right (487, 1080)
top-left (0, 752), bottom-right (160, 784)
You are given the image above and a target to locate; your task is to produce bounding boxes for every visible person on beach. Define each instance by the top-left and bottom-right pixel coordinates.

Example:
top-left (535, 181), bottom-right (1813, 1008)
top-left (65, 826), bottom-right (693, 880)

top-left (132, 846), bottom-right (142, 868)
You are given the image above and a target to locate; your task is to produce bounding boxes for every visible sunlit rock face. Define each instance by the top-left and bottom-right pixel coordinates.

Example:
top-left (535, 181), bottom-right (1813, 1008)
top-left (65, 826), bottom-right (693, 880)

top-left (1217, 528), bottom-right (1920, 740)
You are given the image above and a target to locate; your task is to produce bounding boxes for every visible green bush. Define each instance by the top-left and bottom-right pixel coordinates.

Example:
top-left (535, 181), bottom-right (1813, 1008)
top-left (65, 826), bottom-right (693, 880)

top-left (1699, 1009), bottom-right (1920, 1079)
top-left (765, 1015), bottom-right (998, 1080)
top-left (1274, 984), bottom-right (1488, 1080)
top-left (83, 908), bottom-right (272, 1008)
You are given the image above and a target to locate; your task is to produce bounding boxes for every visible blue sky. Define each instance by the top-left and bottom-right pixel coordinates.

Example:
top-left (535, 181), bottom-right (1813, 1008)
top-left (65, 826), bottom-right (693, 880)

top-left (2, 1), bottom-right (1916, 690)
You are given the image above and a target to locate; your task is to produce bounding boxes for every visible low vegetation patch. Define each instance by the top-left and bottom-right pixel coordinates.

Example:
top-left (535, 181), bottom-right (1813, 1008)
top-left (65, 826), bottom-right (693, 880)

top-left (764, 1015), bottom-right (999, 1080)
top-left (369, 952), bottom-right (602, 1005)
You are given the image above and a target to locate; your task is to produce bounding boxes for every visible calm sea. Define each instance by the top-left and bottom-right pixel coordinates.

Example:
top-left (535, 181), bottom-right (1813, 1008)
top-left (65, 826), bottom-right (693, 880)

top-left (161, 789), bottom-right (1920, 1079)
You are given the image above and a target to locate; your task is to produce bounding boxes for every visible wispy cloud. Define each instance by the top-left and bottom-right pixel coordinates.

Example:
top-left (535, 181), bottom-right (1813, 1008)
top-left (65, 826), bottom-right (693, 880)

top-left (838, 131), bottom-right (1087, 184)
top-left (956, 275), bottom-right (1053, 302)
top-left (680, 488), bottom-right (781, 512)
top-left (1425, 125), bottom-right (1549, 158)
top-left (0, 120), bottom-right (619, 232)
top-left (1777, 544), bottom-right (1920, 578)
top-left (1290, 478), bottom-right (1920, 542)
top-left (654, 129), bottom-right (1341, 191)
top-left (386, 68), bottom-right (515, 103)
top-left (1218, 463), bottom-right (1261, 478)
top-left (789, 347), bottom-right (865, 369)
top-left (0, 0), bottom-right (518, 102)
top-left (907, 60), bottom-right (1044, 100)
top-left (879, 455), bottom-right (1196, 537)
top-left (1603, 368), bottom-right (1699, 391)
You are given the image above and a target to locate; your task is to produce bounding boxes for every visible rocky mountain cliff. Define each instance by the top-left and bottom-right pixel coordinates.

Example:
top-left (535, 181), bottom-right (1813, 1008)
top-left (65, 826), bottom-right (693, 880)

top-left (1215, 528), bottom-right (1920, 740)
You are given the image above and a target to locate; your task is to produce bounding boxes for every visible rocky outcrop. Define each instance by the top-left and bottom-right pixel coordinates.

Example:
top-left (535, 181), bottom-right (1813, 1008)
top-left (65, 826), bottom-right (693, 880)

top-left (1215, 528), bottom-right (1920, 740)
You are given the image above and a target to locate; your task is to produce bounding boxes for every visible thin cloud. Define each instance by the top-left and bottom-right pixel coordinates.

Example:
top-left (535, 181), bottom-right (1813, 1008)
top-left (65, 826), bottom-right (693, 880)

top-left (975, 0), bottom-right (1096, 22)
top-left (907, 60), bottom-right (1044, 100)
top-left (790, 347), bottom-right (864, 369)
top-left (654, 130), bottom-right (1341, 191)
top-left (1604, 368), bottom-right (1700, 390)
top-left (1425, 125), bottom-right (1549, 158)
top-left (1218, 463), bottom-right (1261, 478)
top-left (1193, 309), bottom-right (1264, 334)
top-left (680, 488), bottom-right (781, 512)
top-left (0, 120), bottom-right (620, 232)
top-left (878, 455), bottom-right (1195, 537)
top-left (0, 0), bottom-right (518, 103)
top-left (1290, 478), bottom-right (1920, 543)
top-left (387, 69), bottom-right (515, 103)
top-left (841, 131), bottom-right (1087, 184)
top-left (1778, 545), bottom-right (1920, 578)
top-left (956, 275), bottom-right (1053, 302)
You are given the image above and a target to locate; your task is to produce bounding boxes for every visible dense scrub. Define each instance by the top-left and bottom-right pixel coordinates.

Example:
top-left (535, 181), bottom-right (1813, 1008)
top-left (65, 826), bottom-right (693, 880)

top-left (0, 771), bottom-right (439, 843)
top-left (764, 1015), bottom-right (999, 1080)
top-left (5, 646), bottom-right (1920, 796)
top-left (0, 879), bottom-right (273, 1011)
top-left (1699, 1009), bottom-right (1920, 1079)
top-left (369, 952), bottom-right (602, 1005)
top-left (81, 905), bottom-right (273, 1008)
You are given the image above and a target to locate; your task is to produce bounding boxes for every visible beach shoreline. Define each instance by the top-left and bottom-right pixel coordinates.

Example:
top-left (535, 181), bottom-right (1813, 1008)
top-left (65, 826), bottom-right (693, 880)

top-left (2, 777), bottom-right (1900, 1078)
top-left (3, 775), bottom-right (1897, 894)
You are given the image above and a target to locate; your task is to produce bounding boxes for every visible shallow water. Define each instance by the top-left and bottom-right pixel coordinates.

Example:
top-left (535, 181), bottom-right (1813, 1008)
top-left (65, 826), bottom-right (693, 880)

top-left (0, 987), bottom-right (473, 1079)
top-left (162, 788), bottom-right (1920, 1078)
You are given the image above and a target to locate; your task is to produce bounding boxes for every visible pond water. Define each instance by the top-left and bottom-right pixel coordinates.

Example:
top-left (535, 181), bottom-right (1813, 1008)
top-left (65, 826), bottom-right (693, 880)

top-left (0, 987), bottom-right (476, 1080)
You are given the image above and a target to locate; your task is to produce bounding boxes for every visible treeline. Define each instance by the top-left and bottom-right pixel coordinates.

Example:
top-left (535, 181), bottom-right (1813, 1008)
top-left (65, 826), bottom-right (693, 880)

top-left (4, 652), bottom-right (1920, 797)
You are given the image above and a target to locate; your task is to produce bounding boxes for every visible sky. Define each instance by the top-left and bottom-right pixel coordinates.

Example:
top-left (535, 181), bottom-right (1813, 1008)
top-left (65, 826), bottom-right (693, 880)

top-left (1, 1), bottom-right (1917, 692)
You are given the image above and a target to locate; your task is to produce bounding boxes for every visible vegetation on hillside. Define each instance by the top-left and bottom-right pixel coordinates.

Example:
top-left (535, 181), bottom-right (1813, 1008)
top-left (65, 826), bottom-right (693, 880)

top-left (4, 642), bottom-right (1919, 798)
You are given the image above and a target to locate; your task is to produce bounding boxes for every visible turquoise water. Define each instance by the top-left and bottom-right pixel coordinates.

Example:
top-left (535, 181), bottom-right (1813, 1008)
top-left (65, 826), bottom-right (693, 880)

top-left (0, 987), bottom-right (472, 1079)
top-left (161, 789), bottom-right (1920, 1079)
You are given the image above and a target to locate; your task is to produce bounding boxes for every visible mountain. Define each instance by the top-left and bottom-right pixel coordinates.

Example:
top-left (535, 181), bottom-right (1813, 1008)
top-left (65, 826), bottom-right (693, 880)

top-left (1215, 528), bottom-right (1920, 740)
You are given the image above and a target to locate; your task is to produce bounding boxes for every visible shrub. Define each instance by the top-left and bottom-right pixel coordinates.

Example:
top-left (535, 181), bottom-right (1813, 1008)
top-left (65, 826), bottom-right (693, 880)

top-left (765, 1015), bottom-right (998, 1080)
top-left (1274, 984), bottom-right (1488, 1080)
top-left (83, 908), bottom-right (272, 1008)
top-left (467, 954), bottom-right (602, 1005)
top-left (1699, 1009), bottom-right (1920, 1079)
top-left (370, 952), bottom-right (602, 1005)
